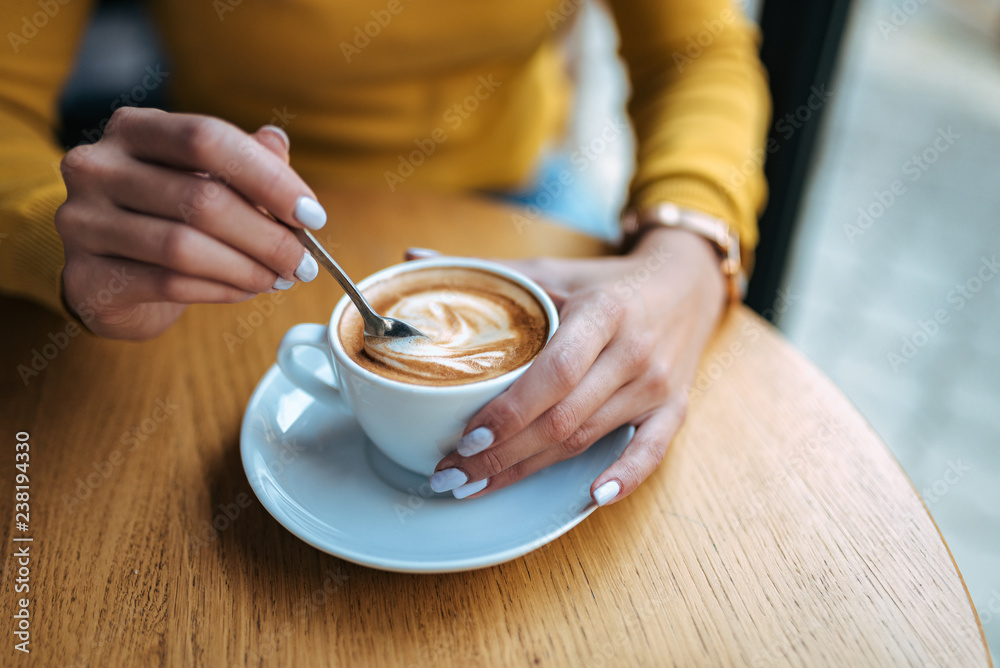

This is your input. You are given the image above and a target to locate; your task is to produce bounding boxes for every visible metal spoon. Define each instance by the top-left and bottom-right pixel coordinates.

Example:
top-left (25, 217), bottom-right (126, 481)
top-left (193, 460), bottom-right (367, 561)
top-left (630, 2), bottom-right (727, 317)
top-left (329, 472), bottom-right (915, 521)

top-left (293, 228), bottom-right (428, 340)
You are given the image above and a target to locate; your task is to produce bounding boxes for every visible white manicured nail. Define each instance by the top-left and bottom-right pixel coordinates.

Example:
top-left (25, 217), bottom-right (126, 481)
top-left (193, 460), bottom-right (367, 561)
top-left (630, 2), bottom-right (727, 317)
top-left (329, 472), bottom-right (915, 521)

top-left (593, 480), bottom-right (621, 507)
top-left (294, 196), bottom-right (327, 230)
top-left (272, 277), bottom-right (294, 290)
top-left (407, 247), bottom-right (441, 259)
top-left (452, 478), bottom-right (488, 499)
top-left (457, 427), bottom-right (494, 457)
top-left (259, 124), bottom-right (290, 152)
top-left (295, 252), bottom-right (319, 282)
top-left (430, 468), bottom-right (467, 493)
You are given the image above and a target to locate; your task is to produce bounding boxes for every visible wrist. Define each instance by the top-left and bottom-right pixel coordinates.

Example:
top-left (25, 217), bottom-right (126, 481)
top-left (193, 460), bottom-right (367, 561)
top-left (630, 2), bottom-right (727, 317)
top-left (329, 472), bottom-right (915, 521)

top-left (622, 203), bottom-right (744, 303)
top-left (632, 226), bottom-right (725, 302)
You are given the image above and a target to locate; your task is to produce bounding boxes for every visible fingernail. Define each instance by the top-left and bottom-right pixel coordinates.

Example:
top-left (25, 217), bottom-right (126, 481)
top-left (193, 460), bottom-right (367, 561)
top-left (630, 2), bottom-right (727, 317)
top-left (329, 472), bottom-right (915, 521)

top-left (457, 427), bottom-right (494, 457)
top-left (259, 124), bottom-right (290, 152)
top-left (407, 247), bottom-right (441, 259)
top-left (294, 196), bottom-right (327, 230)
top-left (295, 251), bottom-right (319, 282)
top-left (430, 468), bottom-right (467, 493)
top-left (272, 277), bottom-right (295, 290)
top-left (453, 478), bottom-right (488, 499)
top-left (593, 480), bottom-right (621, 507)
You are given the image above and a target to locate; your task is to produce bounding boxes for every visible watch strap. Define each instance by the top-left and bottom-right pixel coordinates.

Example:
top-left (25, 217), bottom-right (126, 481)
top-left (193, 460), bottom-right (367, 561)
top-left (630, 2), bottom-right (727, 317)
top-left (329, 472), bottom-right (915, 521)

top-left (622, 202), bottom-right (745, 302)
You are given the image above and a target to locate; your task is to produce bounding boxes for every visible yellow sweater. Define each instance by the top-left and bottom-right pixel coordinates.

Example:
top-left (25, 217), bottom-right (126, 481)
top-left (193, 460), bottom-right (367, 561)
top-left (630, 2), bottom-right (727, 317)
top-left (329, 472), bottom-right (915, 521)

top-left (0, 0), bottom-right (769, 318)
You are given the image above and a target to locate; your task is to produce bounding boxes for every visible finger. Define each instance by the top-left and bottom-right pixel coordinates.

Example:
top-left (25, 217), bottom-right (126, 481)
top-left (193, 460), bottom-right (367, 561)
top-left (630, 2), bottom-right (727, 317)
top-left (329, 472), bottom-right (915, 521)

top-left (433, 332), bottom-right (650, 484)
top-left (107, 107), bottom-right (327, 230)
top-left (541, 286), bottom-right (569, 311)
top-left (454, 290), bottom-right (625, 455)
top-left (404, 247), bottom-right (442, 261)
top-left (85, 209), bottom-right (289, 294)
top-left (492, 256), bottom-right (621, 294)
top-left (589, 397), bottom-right (687, 507)
top-left (252, 125), bottom-right (290, 163)
top-left (104, 159), bottom-right (315, 285)
top-left (412, 252), bottom-right (570, 307)
top-left (487, 257), bottom-right (584, 310)
top-left (68, 256), bottom-right (255, 313)
top-left (490, 257), bottom-right (573, 290)
top-left (485, 257), bottom-right (572, 307)
top-left (445, 380), bottom-right (645, 499)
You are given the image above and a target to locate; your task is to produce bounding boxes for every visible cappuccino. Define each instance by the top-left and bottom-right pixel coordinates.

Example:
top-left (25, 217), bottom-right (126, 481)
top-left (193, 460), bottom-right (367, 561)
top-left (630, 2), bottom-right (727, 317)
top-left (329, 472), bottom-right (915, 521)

top-left (338, 267), bottom-right (548, 386)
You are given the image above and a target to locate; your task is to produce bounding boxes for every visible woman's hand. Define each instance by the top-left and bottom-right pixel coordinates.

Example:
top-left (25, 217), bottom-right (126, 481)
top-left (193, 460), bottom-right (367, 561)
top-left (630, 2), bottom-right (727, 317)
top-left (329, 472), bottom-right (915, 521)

top-left (427, 226), bottom-right (727, 505)
top-left (56, 107), bottom-right (325, 339)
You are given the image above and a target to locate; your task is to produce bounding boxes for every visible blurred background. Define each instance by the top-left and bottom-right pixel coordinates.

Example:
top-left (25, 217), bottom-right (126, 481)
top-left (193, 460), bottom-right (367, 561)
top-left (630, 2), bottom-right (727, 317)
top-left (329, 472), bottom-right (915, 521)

top-left (780, 0), bottom-right (999, 661)
top-left (537, 0), bottom-right (1000, 659)
top-left (61, 0), bottom-right (998, 660)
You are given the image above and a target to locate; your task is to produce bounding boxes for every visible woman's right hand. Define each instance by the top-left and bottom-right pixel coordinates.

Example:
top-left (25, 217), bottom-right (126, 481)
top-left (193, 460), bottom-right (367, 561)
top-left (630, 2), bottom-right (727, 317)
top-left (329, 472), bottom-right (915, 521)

top-left (56, 106), bottom-right (324, 340)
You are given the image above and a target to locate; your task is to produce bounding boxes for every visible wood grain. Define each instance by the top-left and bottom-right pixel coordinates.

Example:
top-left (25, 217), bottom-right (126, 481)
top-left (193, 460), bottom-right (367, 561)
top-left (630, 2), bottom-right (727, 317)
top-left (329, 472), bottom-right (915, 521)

top-left (0, 187), bottom-right (990, 666)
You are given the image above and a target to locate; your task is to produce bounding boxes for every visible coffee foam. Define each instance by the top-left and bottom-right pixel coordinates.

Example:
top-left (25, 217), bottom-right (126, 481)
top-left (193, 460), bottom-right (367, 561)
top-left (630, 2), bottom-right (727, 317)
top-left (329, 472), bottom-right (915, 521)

top-left (338, 267), bottom-right (548, 386)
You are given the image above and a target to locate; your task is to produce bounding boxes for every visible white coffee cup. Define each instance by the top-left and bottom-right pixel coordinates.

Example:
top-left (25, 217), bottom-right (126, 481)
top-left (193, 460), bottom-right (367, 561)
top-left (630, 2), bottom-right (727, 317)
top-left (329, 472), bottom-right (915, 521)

top-left (275, 257), bottom-right (559, 476)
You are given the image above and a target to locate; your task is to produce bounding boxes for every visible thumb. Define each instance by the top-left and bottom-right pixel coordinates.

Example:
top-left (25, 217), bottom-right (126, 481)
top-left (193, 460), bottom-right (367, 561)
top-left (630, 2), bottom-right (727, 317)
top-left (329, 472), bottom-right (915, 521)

top-left (484, 258), bottom-right (571, 310)
top-left (400, 251), bottom-right (570, 310)
top-left (252, 125), bottom-right (291, 164)
top-left (403, 247), bottom-right (443, 261)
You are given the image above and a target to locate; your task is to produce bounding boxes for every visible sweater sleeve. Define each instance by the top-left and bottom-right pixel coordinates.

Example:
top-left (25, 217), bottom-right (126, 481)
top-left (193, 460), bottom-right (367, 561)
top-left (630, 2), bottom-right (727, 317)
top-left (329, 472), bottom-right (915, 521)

top-left (607, 0), bottom-right (771, 256)
top-left (0, 0), bottom-right (95, 318)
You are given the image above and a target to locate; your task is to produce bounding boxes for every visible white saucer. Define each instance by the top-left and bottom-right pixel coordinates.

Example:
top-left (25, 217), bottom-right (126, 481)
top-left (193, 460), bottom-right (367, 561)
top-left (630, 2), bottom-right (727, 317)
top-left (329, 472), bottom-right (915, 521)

top-left (240, 360), bottom-right (634, 573)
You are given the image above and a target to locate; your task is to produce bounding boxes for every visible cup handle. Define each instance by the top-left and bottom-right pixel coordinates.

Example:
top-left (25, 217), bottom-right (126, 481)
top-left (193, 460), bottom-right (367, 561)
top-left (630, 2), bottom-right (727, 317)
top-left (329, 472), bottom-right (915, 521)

top-left (276, 324), bottom-right (340, 402)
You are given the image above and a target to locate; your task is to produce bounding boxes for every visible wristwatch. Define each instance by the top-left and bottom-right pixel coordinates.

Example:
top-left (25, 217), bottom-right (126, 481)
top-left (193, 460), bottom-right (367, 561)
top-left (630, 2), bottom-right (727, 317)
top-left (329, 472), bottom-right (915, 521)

top-left (621, 202), bottom-right (746, 303)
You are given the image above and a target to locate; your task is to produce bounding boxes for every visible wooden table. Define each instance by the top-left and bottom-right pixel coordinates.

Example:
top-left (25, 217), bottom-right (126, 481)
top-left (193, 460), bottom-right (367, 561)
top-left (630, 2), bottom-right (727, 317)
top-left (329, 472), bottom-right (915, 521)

top-left (1, 188), bottom-right (991, 666)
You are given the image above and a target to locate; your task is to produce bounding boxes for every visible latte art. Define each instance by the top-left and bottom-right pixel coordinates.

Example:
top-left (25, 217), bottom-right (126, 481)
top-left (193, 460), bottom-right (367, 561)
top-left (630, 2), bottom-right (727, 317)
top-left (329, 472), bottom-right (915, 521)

top-left (339, 268), bottom-right (549, 386)
top-left (364, 291), bottom-right (518, 380)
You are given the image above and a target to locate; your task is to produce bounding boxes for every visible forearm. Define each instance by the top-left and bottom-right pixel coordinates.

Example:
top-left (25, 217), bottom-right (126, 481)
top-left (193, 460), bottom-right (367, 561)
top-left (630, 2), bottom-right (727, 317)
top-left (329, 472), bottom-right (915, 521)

top-left (0, 116), bottom-right (74, 318)
top-left (609, 0), bottom-right (771, 255)
top-left (1, 0), bottom-right (96, 317)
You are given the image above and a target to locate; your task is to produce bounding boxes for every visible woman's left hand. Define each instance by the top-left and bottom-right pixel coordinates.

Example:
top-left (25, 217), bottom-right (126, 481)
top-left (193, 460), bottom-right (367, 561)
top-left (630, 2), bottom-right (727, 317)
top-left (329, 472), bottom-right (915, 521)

top-left (425, 225), bottom-right (728, 505)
